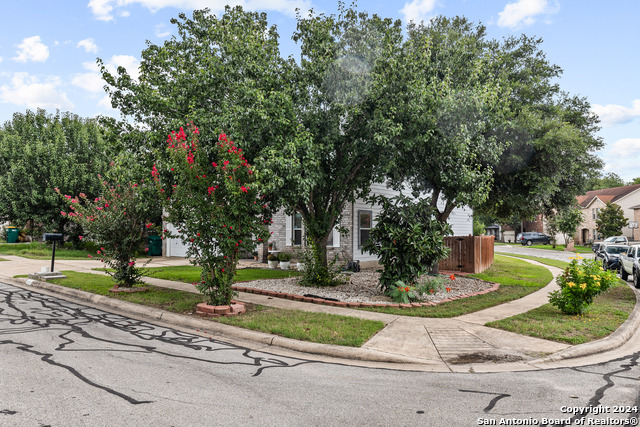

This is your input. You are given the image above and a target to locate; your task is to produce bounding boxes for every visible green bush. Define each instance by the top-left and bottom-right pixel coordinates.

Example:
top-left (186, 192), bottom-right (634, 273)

top-left (363, 195), bottom-right (452, 293)
top-left (278, 252), bottom-right (292, 262)
top-left (298, 243), bottom-right (344, 287)
top-left (549, 256), bottom-right (618, 315)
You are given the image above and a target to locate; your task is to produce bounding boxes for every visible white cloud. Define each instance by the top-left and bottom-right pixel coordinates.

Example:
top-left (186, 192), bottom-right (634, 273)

top-left (609, 138), bottom-right (640, 158)
top-left (0, 72), bottom-right (74, 110)
top-left (591, 100), bottom-right (640, 127)
top-left (155, 24), bottom-right (171, 38)
top-left (400, 0), bottom-right (437, 24)
top-left (13, 36), bottom-right (49, 63)
top-left (72, 55), bottom-right (140, 94)
top-left (77, 38), bottom-right (98, 53)
top-left (497, 0), bottom-right (554, 29)
top-left (88, 0), bottom-right (312, 21)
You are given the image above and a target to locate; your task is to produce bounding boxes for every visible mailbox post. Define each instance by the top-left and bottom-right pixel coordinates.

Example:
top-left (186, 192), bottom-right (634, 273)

top-left (43, 233), bottom-right (64, 272)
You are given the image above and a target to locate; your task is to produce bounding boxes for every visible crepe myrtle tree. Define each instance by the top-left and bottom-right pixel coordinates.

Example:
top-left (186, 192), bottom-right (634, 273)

top-left (56, 171), bottom-right (158, 288)
top-left (157, 124), bottom-right (271, 306)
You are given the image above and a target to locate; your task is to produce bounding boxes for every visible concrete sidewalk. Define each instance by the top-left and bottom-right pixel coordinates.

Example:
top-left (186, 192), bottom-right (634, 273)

top-left (1, 254), bottom-right (639, 373)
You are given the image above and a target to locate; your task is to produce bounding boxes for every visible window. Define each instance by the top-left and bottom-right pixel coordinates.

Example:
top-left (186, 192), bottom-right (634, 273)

top-left (326, 228), bottom-right (334, 247)
top-left (293, 213), bottom-right (303, 246)
top-left (592, 208), bottom-right (601, 220)
top-left (358, 210), bottom-right (372, 248)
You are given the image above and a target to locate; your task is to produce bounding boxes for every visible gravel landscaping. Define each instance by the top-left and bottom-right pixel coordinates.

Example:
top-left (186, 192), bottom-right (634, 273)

top-left (238, 269), bottom-right (495, 304)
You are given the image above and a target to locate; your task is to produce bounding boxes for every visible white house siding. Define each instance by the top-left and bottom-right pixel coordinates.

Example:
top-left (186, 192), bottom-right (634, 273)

top-left (352, 182), bottom-right (473, 262)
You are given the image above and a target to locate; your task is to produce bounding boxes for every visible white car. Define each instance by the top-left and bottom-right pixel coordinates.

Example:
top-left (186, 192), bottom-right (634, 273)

top-left (618, 244), bottom-right (640, 288)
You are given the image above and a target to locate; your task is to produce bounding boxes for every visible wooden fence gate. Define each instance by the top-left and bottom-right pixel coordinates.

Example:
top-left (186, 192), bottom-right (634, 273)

top-left (438, 236), bottom-right (494, 274)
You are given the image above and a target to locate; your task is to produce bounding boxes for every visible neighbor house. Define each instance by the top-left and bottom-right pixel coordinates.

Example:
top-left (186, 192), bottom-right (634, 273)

top-left (574, 184), bottom-right (640, 245)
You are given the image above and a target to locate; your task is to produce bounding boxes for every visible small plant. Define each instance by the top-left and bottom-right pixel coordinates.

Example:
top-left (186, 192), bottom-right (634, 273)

top-left (278, 252), bottom-right (292, 262)
top-left (549, 256), bottom-right (618, 315)
top-left (267, 253), bottom-right (278, 262)
top-left (298, 243), bottom-right (345, 287)
top-left (389, 281), bottom-right (417, 304)
top-left (416, 274), bottom-right (451, 295)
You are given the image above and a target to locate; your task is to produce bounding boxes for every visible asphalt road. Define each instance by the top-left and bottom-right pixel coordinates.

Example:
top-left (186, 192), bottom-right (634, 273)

top-left (495, 244), bottom-right (595, 262)
top-left (1, 282), bottom-right (639, 426)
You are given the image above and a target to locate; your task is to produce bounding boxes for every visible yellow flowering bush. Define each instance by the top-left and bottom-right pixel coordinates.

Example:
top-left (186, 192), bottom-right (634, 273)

top-left (549, 257), bottom-right (618, 315)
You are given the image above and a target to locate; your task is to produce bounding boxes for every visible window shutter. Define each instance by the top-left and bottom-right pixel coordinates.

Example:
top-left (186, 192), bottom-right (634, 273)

top-left (285, 215), bottom-right (292, 247)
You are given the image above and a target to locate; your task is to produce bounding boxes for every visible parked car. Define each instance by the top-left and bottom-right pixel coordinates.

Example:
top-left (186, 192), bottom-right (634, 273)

top-left (618, 244), bottom-right (640, 288)
top-left (516, 232), bottom-right (551, 246)
top-left (592, 236), bottom-right (629, 253)
top-left (595, 244), bottom-right (629, 271)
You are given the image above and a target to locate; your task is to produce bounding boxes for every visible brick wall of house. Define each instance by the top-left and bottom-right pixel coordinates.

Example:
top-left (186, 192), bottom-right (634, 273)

top-left (577, 199), bottom-right (607, 245)
top-left (634, 208), bottom-right (640, 242)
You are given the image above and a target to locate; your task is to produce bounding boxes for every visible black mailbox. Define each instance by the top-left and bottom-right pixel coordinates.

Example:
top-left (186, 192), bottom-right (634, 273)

top-left (43, 233), bottom-right (64, 272)
top-left (43, 233), bottom-right (64, 242)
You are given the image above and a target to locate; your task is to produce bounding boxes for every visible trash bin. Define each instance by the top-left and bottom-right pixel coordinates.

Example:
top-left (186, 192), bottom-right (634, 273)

top-left (147, 235), bottom-right (162, 256)
top-left (6, 227), bottom-right (19, 243)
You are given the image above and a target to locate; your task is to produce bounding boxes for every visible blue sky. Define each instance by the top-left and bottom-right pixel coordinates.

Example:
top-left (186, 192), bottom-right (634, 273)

top-left (1, 0), bottom-right (639, 182)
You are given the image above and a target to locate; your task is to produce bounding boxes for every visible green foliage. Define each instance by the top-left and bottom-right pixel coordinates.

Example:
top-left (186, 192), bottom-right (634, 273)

top-left (389, 281), bottom-right (417, 304)
top-left (556, 205), bottom-right (584, 244)
top-left (278, 252), bottom-right (292, 262)
top-left (473, 217), bottom-right (486, 236)
top-left (298, 243), bottom-right (345, 287)
top-left (57, 169), bottom-right (158, 287)
top-left (586, 172), bottom-right (626, 191)
top-left (628, 177), bottom-right (640, 186)
top-left (596, 202), bottom-right (629, 237)
top-left (363, 195), bottom-right (452, 293)
top-left (158, 125), bottom-right (270, 305)
top-left (0, 109), bottom-right (110, 241)
top-left (549, 257), bottom-right (618, 315)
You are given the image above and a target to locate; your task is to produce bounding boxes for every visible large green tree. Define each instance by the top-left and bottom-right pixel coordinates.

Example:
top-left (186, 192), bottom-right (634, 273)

top-left (100, 5), bottom-right (404, 275)
top-left (0, 109), bottom-right (110, 239)
top-left (596, 202), bottom-right (629, 237)
top-left (585, 172), bottom-right (626, 191)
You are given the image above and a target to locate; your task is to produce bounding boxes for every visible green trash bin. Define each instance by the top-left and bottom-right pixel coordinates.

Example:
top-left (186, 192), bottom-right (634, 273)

top-left (147, 235), bottom-right (162, 256)
top-left (6, 227), bottom-right (19, 243)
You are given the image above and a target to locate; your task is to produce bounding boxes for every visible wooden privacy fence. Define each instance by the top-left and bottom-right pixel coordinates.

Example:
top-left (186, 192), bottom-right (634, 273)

top-left (438, 236), bottom-right (494, 274)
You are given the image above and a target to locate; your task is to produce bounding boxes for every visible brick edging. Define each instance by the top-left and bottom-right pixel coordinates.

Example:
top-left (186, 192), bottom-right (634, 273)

top-left (231, 282), bottom-right (501, 309)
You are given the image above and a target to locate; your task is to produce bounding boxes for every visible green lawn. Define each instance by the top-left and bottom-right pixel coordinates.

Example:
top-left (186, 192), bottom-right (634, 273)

top-left (94, 265), bottom-right (301, 283)
top-left (0, 242), bottom-right (98, 259)
top-left (487, 282), bottom-right (636, 344)
top-left (495, 242), bottom-right (591, 253)
top-left (46, 270), bottom-right (383, 347)
top-left (358, 255), bottom-right (552, 317)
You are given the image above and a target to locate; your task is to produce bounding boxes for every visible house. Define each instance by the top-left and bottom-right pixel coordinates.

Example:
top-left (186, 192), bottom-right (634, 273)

top-left (263, 182), bottom-right (473, 268)
top-left (574, 184), bottom-right (640, 245)
top-left (163, 182), bottom-right (474, 266)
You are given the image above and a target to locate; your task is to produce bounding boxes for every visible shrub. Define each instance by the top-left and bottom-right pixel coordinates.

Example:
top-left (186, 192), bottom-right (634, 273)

top-left (298, 243), bottom-right (344, 287)
top-left (56, 176), bottom-right (157, 288)
top-left (278, 252), bottom-right (292, 262)
top-left (267, 253), bottom-right (278, 262)
top-left (363, 194), bottom-right (452, 294)
top-left (549, 256), bottom-right (618, 315)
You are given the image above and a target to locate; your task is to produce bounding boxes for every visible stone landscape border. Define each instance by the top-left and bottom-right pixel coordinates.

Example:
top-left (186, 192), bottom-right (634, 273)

top-left (231, 282), bottom-right (500, 309)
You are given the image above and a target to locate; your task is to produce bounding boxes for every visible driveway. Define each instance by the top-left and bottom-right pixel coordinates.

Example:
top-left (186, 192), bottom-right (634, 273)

top-left (495, 244), bottom-right (594, 262)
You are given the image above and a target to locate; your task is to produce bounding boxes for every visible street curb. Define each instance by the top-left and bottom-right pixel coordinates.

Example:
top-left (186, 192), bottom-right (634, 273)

top-left (534, 284), bottom-right (640, 363)
top-left (2, 277), bottom-right (433, 366)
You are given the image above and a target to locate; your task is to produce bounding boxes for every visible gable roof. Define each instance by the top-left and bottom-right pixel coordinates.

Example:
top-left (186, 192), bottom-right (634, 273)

top-left (577, 184), bottom-right (640, 208)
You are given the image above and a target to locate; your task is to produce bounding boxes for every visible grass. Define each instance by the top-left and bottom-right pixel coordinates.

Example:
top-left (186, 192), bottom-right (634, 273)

top-left (487, 282), bottom-right (636, 344)
top-left (495, 242), bottom-right (591, 253)
top-left (46, 270), bottom-right (383, 347)
top-left (0, 241), bottom-right (98, 260)
top-left (493, 253), bottom-right (571, 270)
top-left (216, 305), bottom-right (384, 347)
top-left (357, 255), bottom-right (552, 317)
top-left (95, 265), bottom-right (300, 283)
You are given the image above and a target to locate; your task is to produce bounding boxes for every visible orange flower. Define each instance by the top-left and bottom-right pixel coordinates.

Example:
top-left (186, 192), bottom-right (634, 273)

top-left (449, 274), bottom-right (455, 280)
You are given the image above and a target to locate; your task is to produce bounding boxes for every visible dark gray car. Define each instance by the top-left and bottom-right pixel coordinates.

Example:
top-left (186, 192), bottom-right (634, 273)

top-left (595, 244), bottom-right (629, 271)
top-left (516, 232), bottom-right (551, 246)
